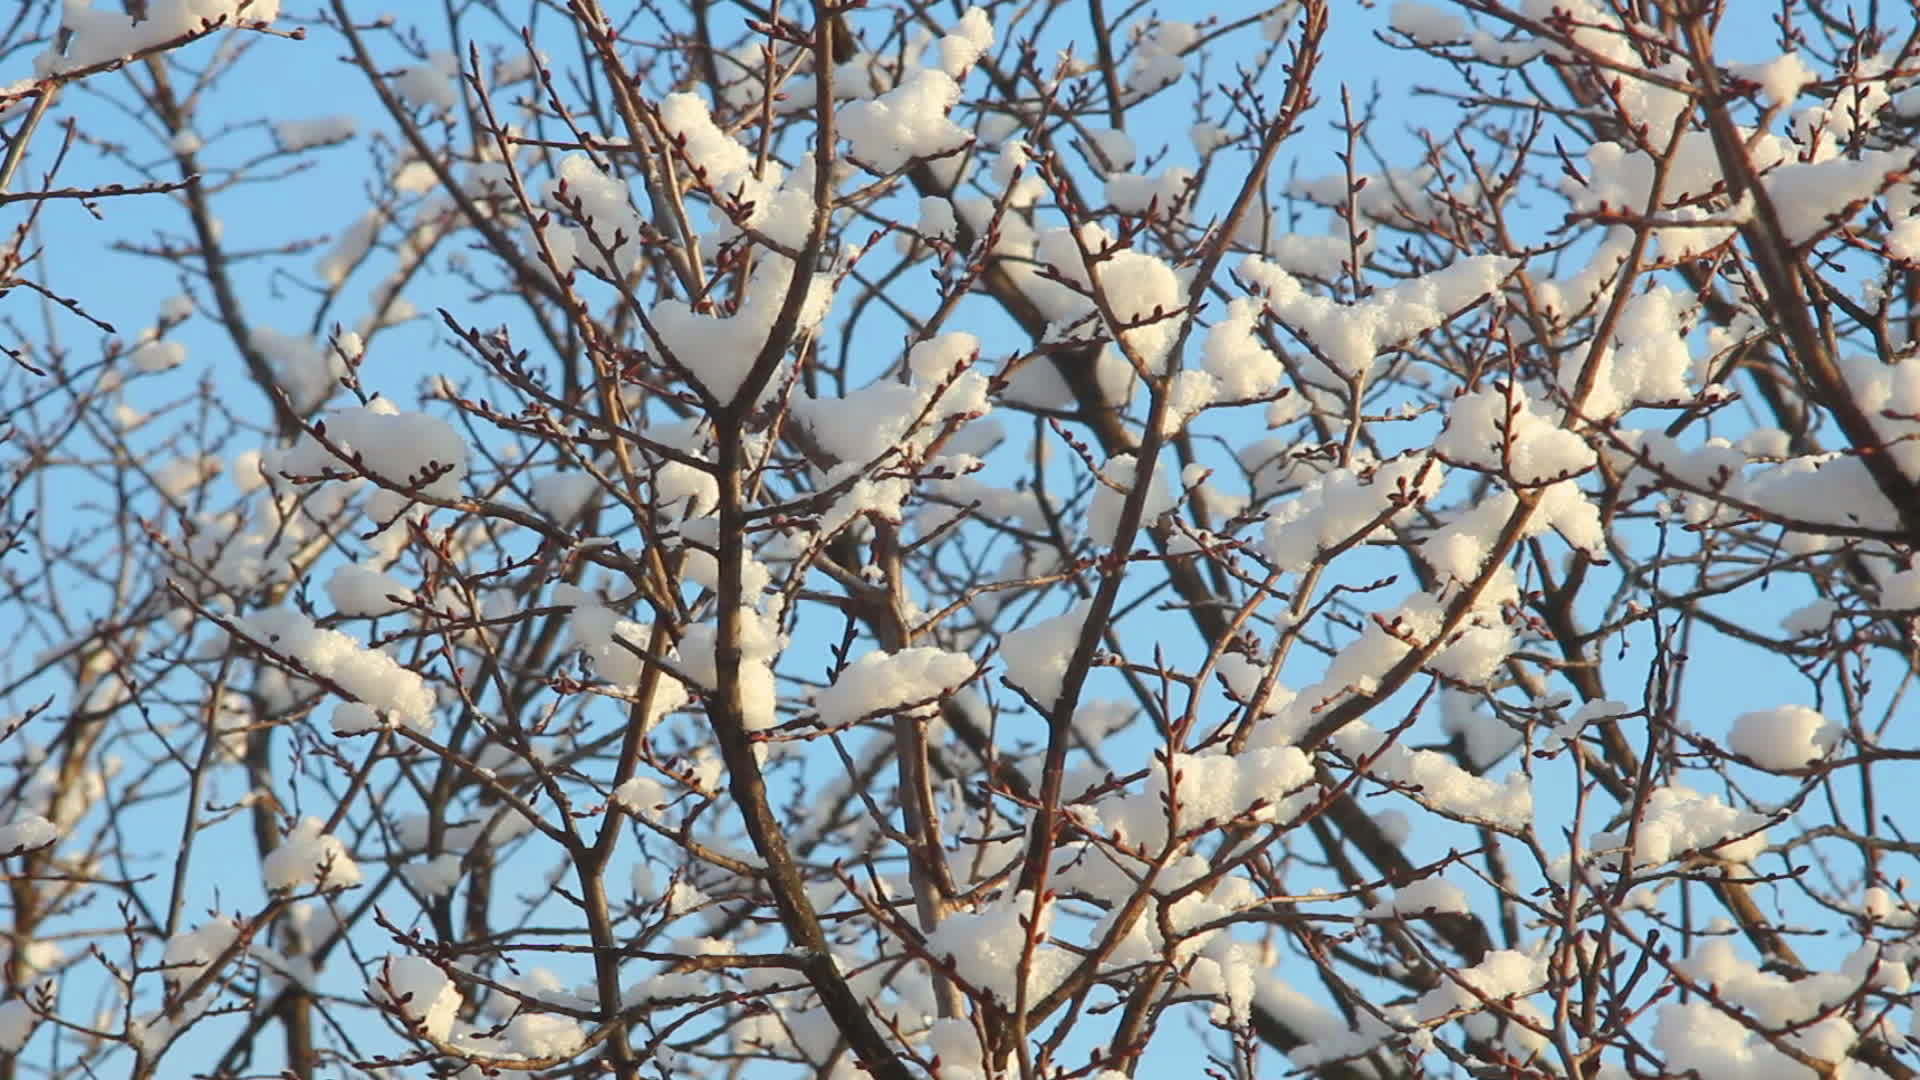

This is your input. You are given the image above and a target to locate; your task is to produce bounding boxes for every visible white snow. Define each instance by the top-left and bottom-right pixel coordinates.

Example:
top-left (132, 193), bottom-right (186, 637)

top-left (0, 995), bottom-right (39, 1053)
top-left (1728, 705), bottom-right (1838, 770)
top-left (1035, 226), bottom-right (1186, 370)
top-left (1088, 453), bottom-right (1175, 548)
top-left (1263, 454), bottom-right (1445, 573)
top-left (1125, 20), bottom-right (1197, 95)
top-left (1416, 947), bottom-right (1545, 1023)
top-left (163, 917), bottom-right (241, 986)
top-left (1435, 386), bottom-right (1596, 484)
top-left (316, 210), bottom-right (379, 286)
top-left (1423, 481), bottom-right (1604, 590)
top-left (42, 0), bottom-right (281, 76)
top-left (376, 955), bottom-right (461, 1041)
top-left (651, 250), bottom-right (835, 405)
top-left (935, 8), bottom-right (995, 79)
top-left (1088, 127), bottom-right (1136, 170)
top-left (1593, 785), bottom-right (1769, 867)
top-left (927, 1016), bottom-right (985, 1071)
top-left (131, 340), bottom-right (185, 372)
top-left (530, 469), bottom-right (600, 523)
top-left (262, 817), bottom-right (363, 891)
top-left (612, 776), bottom-right (670, 820)
top-left (814, 647), bottom-right (974, 727)
top-left (1765, 150), bottom-right (1910, 245)
top-left (918, 196), bottom-right (958, 241)
top-left (840, 69), bottom-right (970, 173)
top-left (273, 399), bottom-right (468, 500)
top-left (1001, 601), bottom-right (1093, 707)
top-left (1390, 2), bottom-right (1466, 44)
top-left (0, 815), bottom-right (58, 855)
top-left (153, 454), bottom-right (222, 498)
top-left (506, 1011), bottom-right (585, 1057)
top-left (1367, 877), bottom-right (1470, 919)
top-left (677, 617), bottom-right (781, 736)
top-left (1780, 598), bottom-right (1837, 638)
top-left (1190, 122), bottom-right (1230, 155)
top-left (1729, 52), bottom-right (1815, 106)
top-left (1328, 717), bottom-right (1534, 829)
top-left (275, 115), bottom-right (356, 151)
top-left (400, 853), bottom-right (463, 898)
top-left (1123, 746), bottom-right (1314, 844)
top-left (236, 607), bottom-right (436, 734)
top-left (1655, 938), bottom-right (1898, 1080)
top-left (250, 327), bottom-right (346, 412)
top-left (556, 586), bottom-right (691, 725)
top-left (1572, 286), bottom-right (1700, 417)
top-left (393, 53), bottom-right (460, 112)
top-left (1217, 651), bottom-right (1295, 718)
top-left (924, 891), bottom-right (1072, 1005)
top-left (1242, 253), bottom-right (1515, 378)
top-left (327, 563), bottom-right (415, 618)
top-left (1106, 167), bottom-right (1195, 215)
